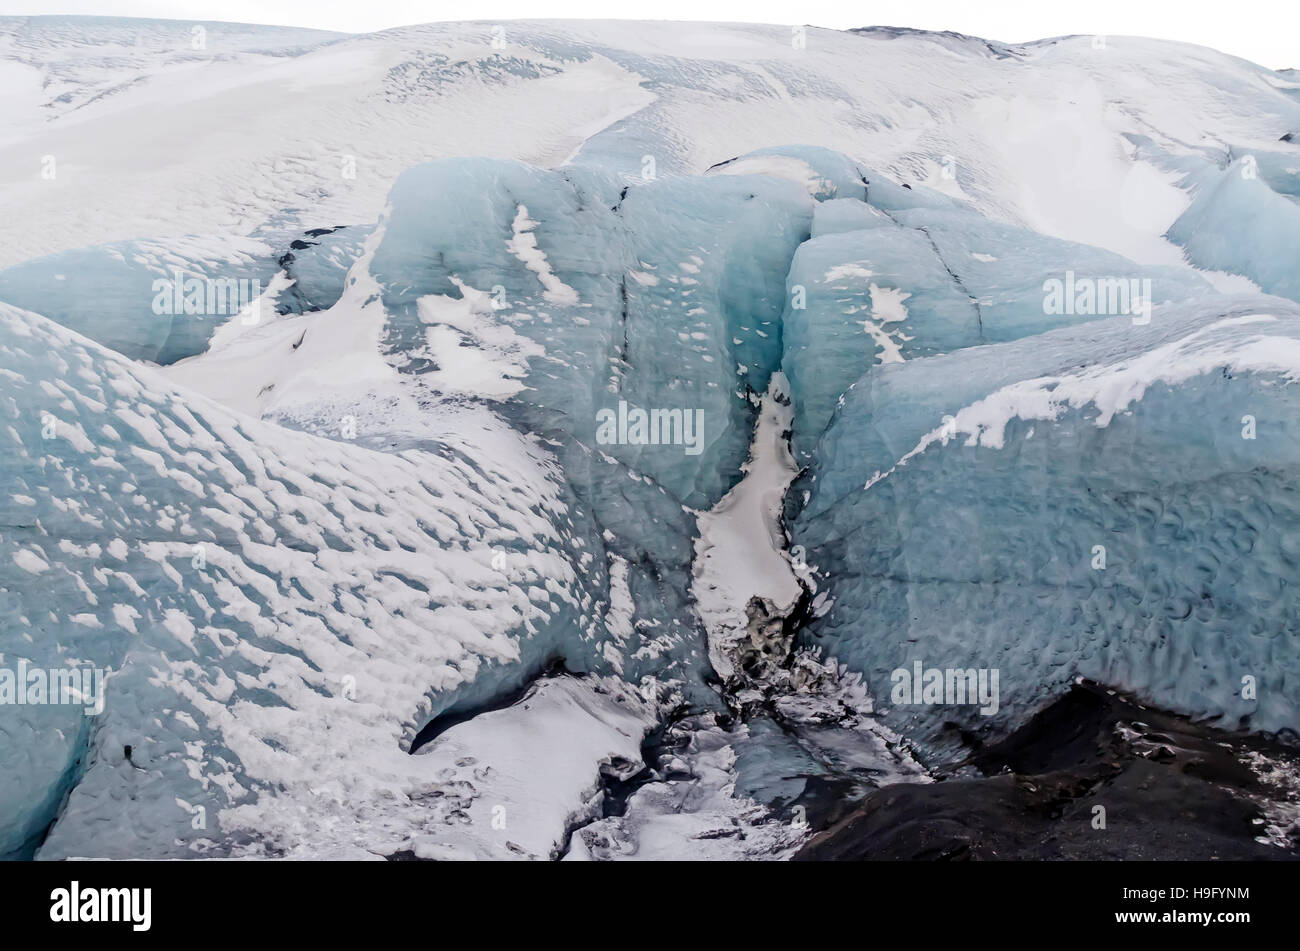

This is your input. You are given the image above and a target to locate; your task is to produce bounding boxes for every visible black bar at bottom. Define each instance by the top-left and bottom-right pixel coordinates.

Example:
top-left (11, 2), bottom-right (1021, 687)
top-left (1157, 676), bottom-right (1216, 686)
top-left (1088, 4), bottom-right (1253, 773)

top-left (0, 859), bottom-right (1283, 937)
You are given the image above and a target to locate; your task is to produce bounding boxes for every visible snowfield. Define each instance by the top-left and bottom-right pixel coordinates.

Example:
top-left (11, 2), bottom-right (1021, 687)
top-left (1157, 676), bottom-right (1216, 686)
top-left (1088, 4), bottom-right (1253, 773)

top-left (1, 15), bottom-right (1299, 860)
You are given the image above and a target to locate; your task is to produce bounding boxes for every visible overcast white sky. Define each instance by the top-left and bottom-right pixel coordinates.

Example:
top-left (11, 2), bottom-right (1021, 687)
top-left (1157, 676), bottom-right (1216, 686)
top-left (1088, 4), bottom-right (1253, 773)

top-left (0, 0), bottom-right (1295, 68)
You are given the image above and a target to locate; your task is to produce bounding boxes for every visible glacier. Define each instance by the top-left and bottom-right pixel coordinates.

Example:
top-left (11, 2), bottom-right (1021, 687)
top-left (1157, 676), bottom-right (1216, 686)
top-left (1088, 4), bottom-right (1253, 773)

top-left (789, 299), bottom-right (1300, 757)
top-left (1, 16), bottom-right (1299, 861)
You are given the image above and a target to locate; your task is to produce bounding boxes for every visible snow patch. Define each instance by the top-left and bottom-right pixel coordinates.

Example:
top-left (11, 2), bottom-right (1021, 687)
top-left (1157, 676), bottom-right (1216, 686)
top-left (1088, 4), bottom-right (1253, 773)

top-left (507, 204), bottom-right (580, 306)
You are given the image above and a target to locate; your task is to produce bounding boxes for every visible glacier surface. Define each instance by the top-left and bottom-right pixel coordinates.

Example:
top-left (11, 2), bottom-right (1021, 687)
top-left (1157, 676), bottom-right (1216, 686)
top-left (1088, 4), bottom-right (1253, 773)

top-left (1, 16), bottom-right (1299, 860)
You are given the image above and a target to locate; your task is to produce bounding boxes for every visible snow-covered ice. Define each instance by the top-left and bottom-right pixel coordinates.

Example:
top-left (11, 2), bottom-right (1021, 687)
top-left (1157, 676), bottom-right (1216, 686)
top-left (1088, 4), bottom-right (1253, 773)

top-left (2, 15), bottom-right (1299, 860)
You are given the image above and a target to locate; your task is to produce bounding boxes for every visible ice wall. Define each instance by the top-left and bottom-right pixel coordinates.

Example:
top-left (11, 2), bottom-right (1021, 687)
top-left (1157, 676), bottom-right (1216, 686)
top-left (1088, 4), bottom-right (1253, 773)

top-left (788, 299), bottom-right (1300, 757)
top-left (1168, 158), bottom-right (1300, 302)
